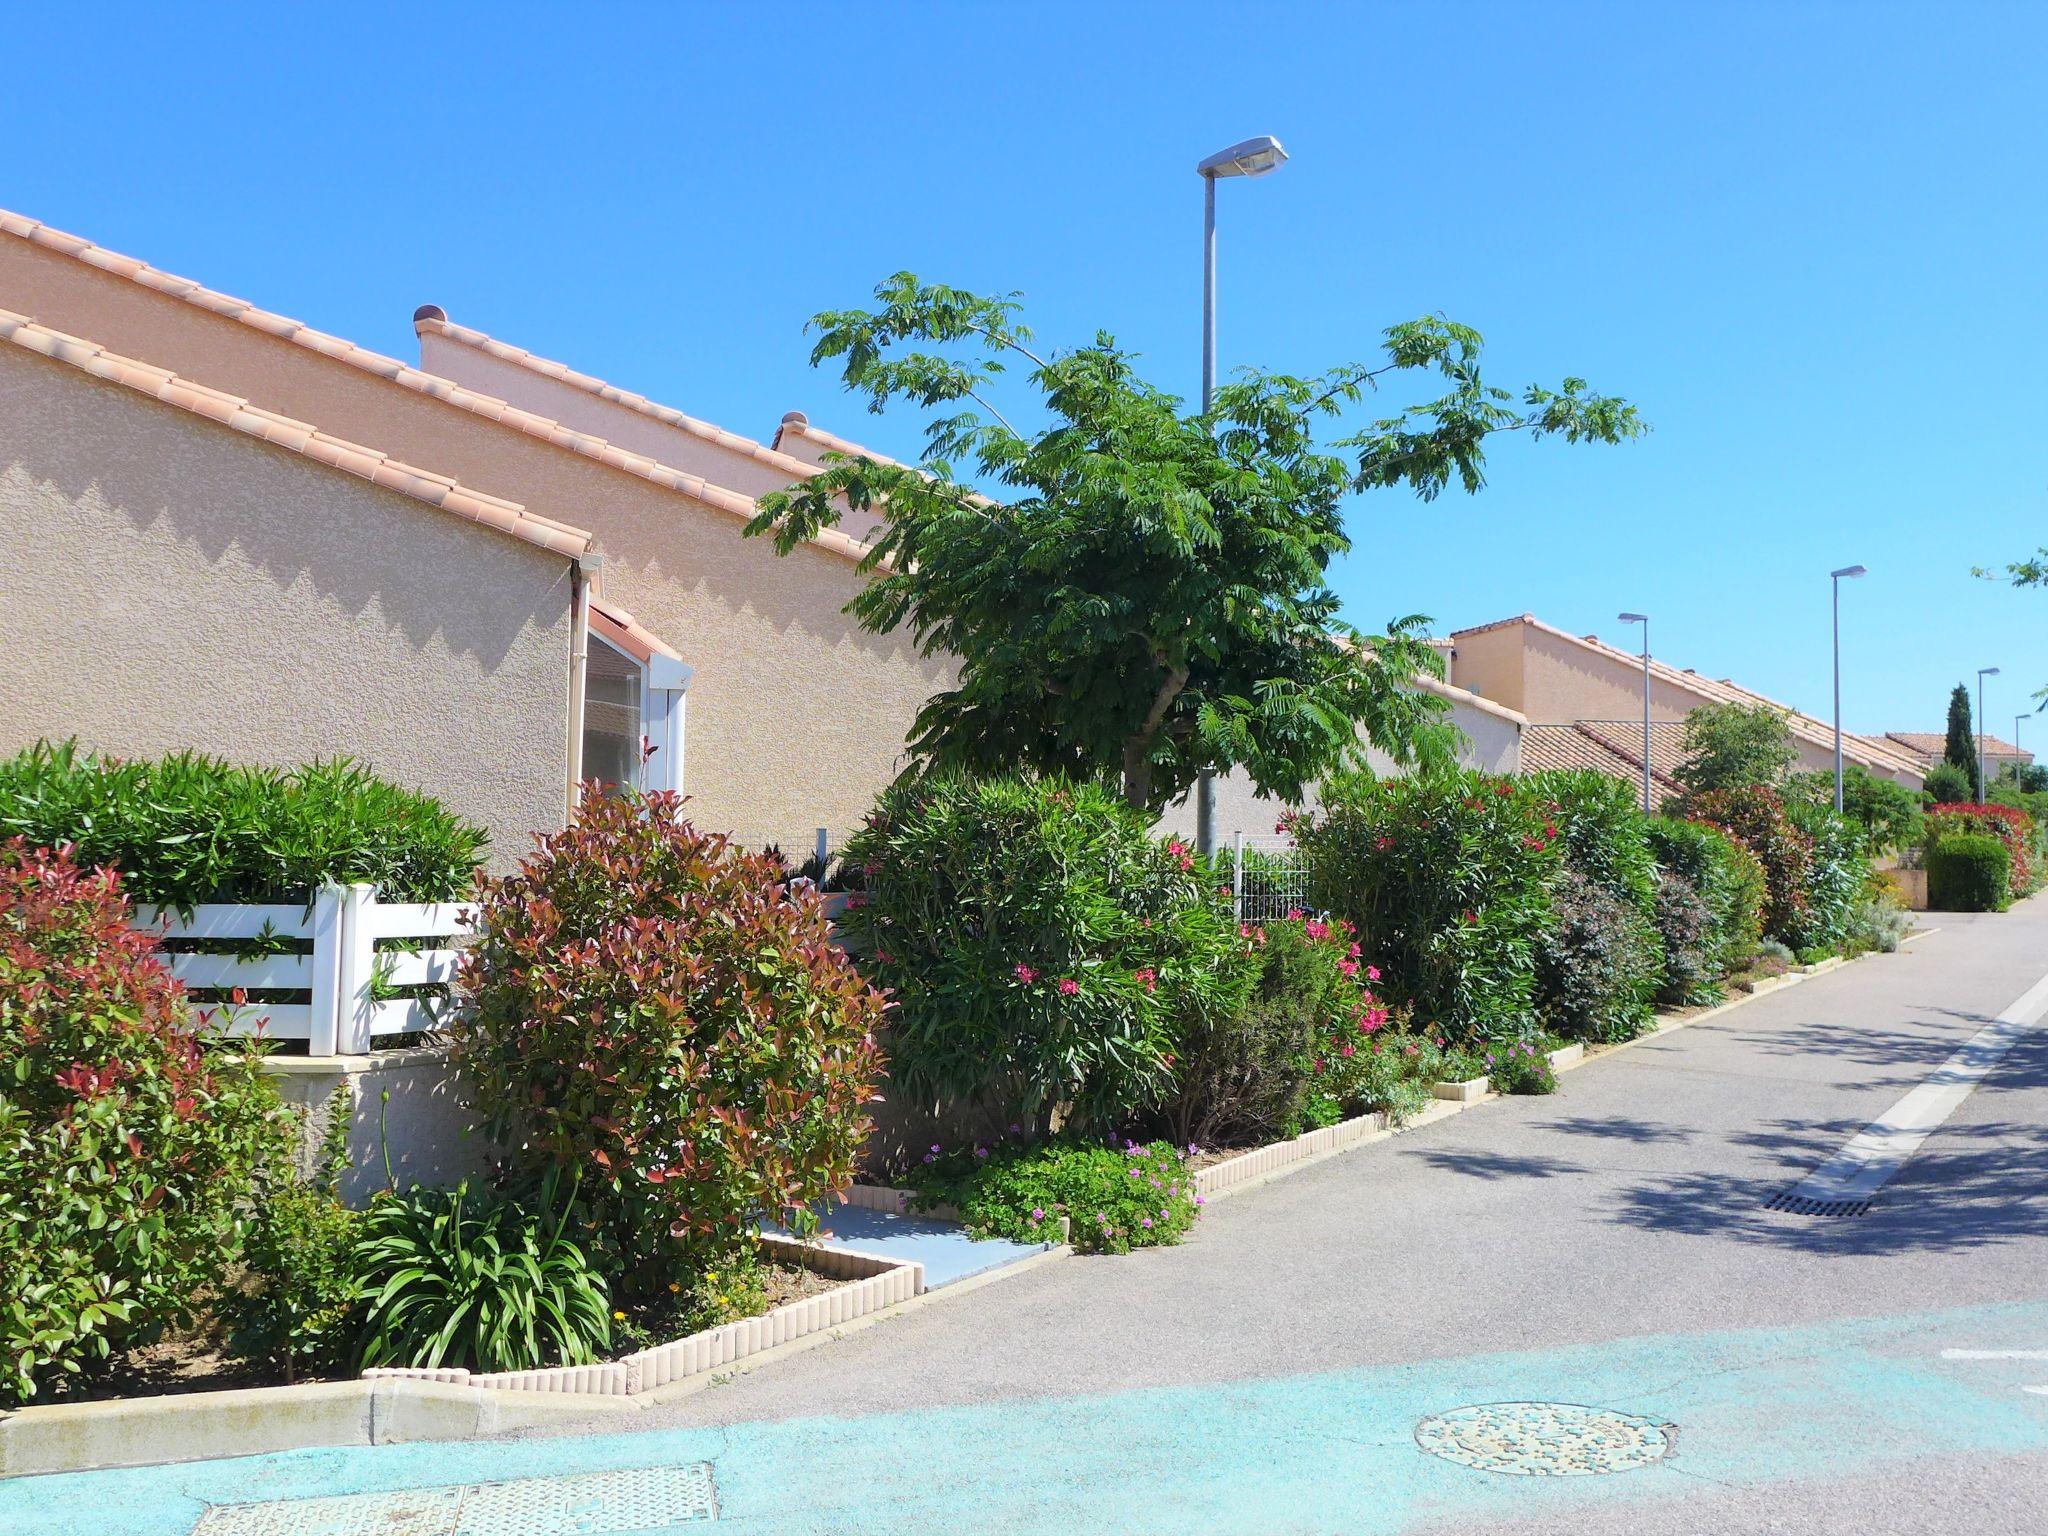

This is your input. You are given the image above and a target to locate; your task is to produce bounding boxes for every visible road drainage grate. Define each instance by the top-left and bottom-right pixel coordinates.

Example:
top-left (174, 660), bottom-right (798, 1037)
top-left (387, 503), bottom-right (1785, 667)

top-left (1763, 1191), bottom-right (1872, 1218)
top-left (190, 1462), bottom-right (718, 1535)
top-left (1415, 1402), bottom-right (1674, 1476)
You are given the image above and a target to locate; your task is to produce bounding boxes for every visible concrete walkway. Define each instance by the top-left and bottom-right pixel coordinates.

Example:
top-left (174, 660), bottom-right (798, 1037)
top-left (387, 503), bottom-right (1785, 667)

top-left (13, 898), bottom-right (2048, 1534)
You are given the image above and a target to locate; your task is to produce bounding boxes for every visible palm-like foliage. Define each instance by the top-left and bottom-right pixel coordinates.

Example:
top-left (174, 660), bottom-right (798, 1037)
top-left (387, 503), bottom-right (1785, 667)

top-left (355, 1170), bottom-right (612, 1373)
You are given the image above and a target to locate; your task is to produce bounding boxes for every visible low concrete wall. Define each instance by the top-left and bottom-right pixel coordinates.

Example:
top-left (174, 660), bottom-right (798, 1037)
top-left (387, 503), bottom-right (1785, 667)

top-left (263, 1046), bottom-right (494, 1204)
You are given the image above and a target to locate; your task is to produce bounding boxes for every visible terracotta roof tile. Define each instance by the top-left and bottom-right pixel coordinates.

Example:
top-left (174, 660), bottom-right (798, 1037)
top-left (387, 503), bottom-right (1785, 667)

top-left (414, 311), bottom-right (825, 485)
top-left (1884, 730), bottom-right (2030, 762)
top-left (1522, 721), bottom-right (1686, 796)
top-left (0, 207), bottom-right (874, 568)
top-left (0, 308), bottom-right (594, 564)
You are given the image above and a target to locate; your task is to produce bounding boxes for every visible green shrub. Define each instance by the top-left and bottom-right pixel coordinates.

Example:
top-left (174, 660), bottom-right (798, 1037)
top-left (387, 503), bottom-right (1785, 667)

top-left (908, 1139), bottom-right (1197, 1255)
top-left (1650, 869), bottom-right (1722, 1007)
top-left (1483, 1038), bottom-right (1559, 1095)
top-left (0, 742), bottom-right (487, 907)
top-left (1672, 703), bottom-right (1797, 794)
top-left (1646, 818), bottom-right (1765, 973)
top-left (836, 776), bottom-right (1251, 1133)
top-left (457, 789), bottom-right (885, 1299)
top-left (1299, 772), bottom-right (1561, 1041)
top-left (1526, 769), bottom-right (1657, 912)
top-left (1787, 767), bottom-right (1922, 855)
top-left (1924, 803), bottom-right (2032, 892)
top-left (1844, 892), bottom-right (1912, 955)
top-left (231, 1088), bottom-right (364, 1380)
top-left (355, 1170), bottom-right (612, 1373)
top-left (1923, 761), bottom-right (1972, 806)
top-left (1782, 800), bottom-right (1867, 953)
top-left (1169, 916), bottom-right (1392, 1147)
top-left (1535, 870), bottom-right (1662, 1043)
top-left (0, 842), bottom-right (291, 1406)
top-left (1926, 833), bottom-right (2012, 912)
top-left (1675, 785), bottom-right (1819, 950)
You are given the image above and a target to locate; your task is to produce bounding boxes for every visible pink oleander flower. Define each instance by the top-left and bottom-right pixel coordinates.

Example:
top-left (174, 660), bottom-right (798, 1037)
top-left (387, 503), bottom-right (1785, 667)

top-left (1340, 1044), bottom-right (1355, 1058)
top-left (1135, 967), bottom-right (1157, 992)
top-left (1366, 965), bottom-right (1381, 982)
top-left (1013, 963), bottom-right (1038, 984)
top-left (1058, 977), bottom-right (1080, 995)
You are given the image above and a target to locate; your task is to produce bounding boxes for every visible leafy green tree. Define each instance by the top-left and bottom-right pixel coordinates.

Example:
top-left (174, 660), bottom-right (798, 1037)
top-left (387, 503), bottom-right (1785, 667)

top-left (1944, 683), bottom-right (1981, 799)
top-left (1672, 703), bottom-right (1797, 795)
top-left (747, 276), bottom-right (1643, 811)
top-left (1922, 761), bottom-right (1972, 806)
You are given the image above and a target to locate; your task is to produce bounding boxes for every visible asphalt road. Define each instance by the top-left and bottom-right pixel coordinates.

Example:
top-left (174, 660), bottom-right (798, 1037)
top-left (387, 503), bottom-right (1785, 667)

top-left (15, 896), bottom-right (2048, 1534)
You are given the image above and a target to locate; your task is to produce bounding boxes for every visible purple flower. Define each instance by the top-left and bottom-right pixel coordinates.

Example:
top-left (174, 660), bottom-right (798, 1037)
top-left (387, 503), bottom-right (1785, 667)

top-left (1031, 1207), bottom-right (1045, 1220)
top-left (973, 1146), bottom-right (988, 1160)
top-left (1141, 1217), bottom-right (1154, 1229)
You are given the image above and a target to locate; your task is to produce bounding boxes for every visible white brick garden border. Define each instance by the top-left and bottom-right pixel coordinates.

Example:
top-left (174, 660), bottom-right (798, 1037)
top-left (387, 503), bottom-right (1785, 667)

top-left (362, 1234), bottom-right (921, 1399)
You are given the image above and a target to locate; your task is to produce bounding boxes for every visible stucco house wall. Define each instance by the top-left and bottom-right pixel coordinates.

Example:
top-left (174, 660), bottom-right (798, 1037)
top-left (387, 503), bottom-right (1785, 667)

top-left (1457, 621), bottom-right (1704, 723)
top-left (0, 345), bottom-right (575, 869)
top-left (0, 224), bottom-right (950, 846)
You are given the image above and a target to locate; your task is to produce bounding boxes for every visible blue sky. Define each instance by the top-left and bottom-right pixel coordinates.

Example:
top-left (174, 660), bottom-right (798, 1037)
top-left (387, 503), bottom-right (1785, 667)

top-left (6, 1), bottom-right (2044, 735)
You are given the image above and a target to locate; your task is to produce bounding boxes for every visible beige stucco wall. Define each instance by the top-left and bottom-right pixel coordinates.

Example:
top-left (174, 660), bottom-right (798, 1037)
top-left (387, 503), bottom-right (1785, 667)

top-left (0, 345), bottom-right (575, 869)
top-left (0, 235), bottom-right (951, 847)
top-left (1457, 622), bottom-right (1704, 723)
top-left (416, 331), bottom-right (846, 515)
top-left (1156, 690), bottom-right (1524, 843)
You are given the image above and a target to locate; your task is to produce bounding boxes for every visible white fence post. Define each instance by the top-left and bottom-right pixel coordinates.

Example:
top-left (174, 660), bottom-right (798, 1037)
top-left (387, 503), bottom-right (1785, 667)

top-left (307, 883), bottom-right (346, 1056)
top-left (1233, 831), bottom-right (1246, 923)
top-left (814, 826), bottom-right (830, 867)
top-left (340, 883), bottom-right (377, 1055)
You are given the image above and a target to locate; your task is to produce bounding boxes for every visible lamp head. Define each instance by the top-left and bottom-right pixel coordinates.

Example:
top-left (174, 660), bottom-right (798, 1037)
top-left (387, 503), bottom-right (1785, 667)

top-left (1831, 564), bottom-right (1867, 580)
top-left (1981, 666), bottom-right (2002, 679)
top-left (1618, 612), bottom-right (1647, 624)
top-left (1197, 136), bottom-right (1289, 179)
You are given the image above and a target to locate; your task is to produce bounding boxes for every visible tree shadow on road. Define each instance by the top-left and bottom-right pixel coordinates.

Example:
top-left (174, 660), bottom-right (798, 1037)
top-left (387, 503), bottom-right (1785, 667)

top-left (1530, 1115), bottom-right (1698, 1145)
top-left (1408, 1148), bottom-right (1594, 1181)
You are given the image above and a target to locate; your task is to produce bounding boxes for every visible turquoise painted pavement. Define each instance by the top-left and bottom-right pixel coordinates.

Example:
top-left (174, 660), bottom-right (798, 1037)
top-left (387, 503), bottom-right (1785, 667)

top-left (9, 1298), bottom-right (2048, 1535)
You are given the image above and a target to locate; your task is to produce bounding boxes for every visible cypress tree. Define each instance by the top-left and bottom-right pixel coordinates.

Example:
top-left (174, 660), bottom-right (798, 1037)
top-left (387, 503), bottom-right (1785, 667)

top-left (1944, 682), bottom-right (1981, 799)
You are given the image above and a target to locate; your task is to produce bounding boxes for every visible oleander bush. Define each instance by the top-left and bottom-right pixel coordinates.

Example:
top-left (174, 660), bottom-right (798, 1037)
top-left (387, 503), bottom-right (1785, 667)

top-left (907, 1138), bottom-right (1197, 1255)
top-left (1534, 869), bottom-right (1662, 1043)
top-left (0, 841), bottom-right (291, 1406)
top-left (1298, 772), bottom-right (1562, 1041)
top-left (1527, 769), bottom-right (1658, 913)
top-left (1787, 767), bottom-right (1923, 855)
top-left (1782, 799), bottom-right (1867, 955)
top-left (1926, 832), bottom-right (2012, 913)
top-left (835, 776), bottom-right (1252, 1134)
top-left (0, 741), bottom-right (486, 908)
top-left (457, 789), bottom-right (885, 1300)
top-left (1169, 915), bottom-right (1396, 1147)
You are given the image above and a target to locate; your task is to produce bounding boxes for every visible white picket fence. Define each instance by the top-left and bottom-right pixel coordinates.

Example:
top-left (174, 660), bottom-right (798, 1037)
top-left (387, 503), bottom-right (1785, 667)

top-left (133, 884), bottom-right (475, 1055)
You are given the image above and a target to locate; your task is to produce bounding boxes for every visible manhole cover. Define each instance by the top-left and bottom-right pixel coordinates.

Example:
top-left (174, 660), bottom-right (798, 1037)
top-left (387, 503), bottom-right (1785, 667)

top-left (1415, 1402), bottom-right (1673, 1476)
top-left (191, 1462), bottom-right (718, 1534)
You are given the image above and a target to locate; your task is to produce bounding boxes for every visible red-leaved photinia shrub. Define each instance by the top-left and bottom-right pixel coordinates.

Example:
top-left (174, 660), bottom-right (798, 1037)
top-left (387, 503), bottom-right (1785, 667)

top-left (456, 791), bottom-right (886, 1298)
top-left (1671, 785), bottom-right (1815, 949)
top-left (1924, 803), bottom-right (2032, 891)
top-left (0, 840), bottom-right (288, 1406)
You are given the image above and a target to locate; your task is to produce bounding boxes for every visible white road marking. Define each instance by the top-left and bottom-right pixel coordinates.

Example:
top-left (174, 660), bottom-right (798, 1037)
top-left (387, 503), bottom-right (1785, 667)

top-left (2024, 1386), bottom-right (2048, 1396)
top-left (1782, 969), bottom-right (2048, 1206)
top-left (1943, 1349), bottom-right (2048, 1360)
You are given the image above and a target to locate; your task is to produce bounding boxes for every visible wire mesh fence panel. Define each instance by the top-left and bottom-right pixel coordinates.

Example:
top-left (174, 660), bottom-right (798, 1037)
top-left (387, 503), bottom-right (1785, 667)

top-left (1231, 835), bottom-right (1311, 922)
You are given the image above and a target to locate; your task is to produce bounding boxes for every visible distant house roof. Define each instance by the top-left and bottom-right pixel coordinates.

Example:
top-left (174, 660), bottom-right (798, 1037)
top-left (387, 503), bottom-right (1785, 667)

top-left (1521, 721), bottom-right (1686, 797)
top-left (0, 308), bottom-right (593, 561)
top-left (0, 207), bottom-right (872, 567)
top-left (1451, 613), bottom-right (1926, 782)
top-left (1884, 731), bottom-right (2033, 765)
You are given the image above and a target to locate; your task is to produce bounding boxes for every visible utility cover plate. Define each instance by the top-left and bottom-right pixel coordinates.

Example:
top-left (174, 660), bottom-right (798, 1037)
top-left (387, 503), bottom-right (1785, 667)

top-left (190, 1462), bottom-right (718, 1535)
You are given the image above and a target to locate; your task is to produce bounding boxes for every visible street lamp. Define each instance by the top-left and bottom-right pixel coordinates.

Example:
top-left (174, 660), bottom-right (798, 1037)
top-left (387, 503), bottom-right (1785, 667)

top-left (1619, 613), bottom-right (1651, 811)
top-left (1193, 133), bottom-right (1288, 858)
top-left (1830, 565), bottom-right (1866, 813)
top-left (1977, 666), bottom-right (2001, 804)
top-left (2016, 710), bottom-right (2034, 790)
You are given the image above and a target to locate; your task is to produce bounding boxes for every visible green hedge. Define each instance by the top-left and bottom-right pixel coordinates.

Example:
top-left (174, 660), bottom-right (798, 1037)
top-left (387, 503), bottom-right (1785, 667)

top-left (1299, 771), bottom-right (1561, 1040)
top-left (1644, 819), bottom-right (1765, 972)
top-left (0, 742), bottom-right (487, 907)
top-left (1927, 833), bottom-right (2011, 912)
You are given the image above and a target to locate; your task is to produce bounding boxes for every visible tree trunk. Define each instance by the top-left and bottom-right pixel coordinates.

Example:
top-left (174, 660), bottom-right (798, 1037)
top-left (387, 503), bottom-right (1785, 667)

top-left (1122, 663), bottom-right (1191, 811)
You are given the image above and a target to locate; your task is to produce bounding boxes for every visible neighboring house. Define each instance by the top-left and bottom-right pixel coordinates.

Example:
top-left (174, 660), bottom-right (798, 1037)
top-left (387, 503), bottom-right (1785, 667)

top-left (0, 208), bottom-right (951, 850)
top-left (1447, 613), bottom-right (1926, 791)
top-left (0, 309), bottom-right (658, 869)
top-left (1155, 673), bottom-right (1529, 844)
top-left (1882, 731), bottom-right (2034, 780)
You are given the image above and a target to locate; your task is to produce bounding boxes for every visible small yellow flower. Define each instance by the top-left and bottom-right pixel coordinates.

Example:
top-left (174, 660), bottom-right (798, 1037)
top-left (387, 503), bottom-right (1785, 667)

top-left (668, 1282), bottom-right (681, 1293)
top-left (613, 1310), bottom-right (627, 1321)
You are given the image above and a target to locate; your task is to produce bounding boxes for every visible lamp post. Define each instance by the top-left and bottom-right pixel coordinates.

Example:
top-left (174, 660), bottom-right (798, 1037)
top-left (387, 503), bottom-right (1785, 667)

top-left (1619, 613), bottom-right (1651, 811)
top-left (1193, 134), bottom-right (1288, 859)
top-left (2016, 711), bottom-right (2034, 790)
top-left (1977, 666), bottom-right (2001, 804)
top-left (1830, 565), bottom-right (1866, 813)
